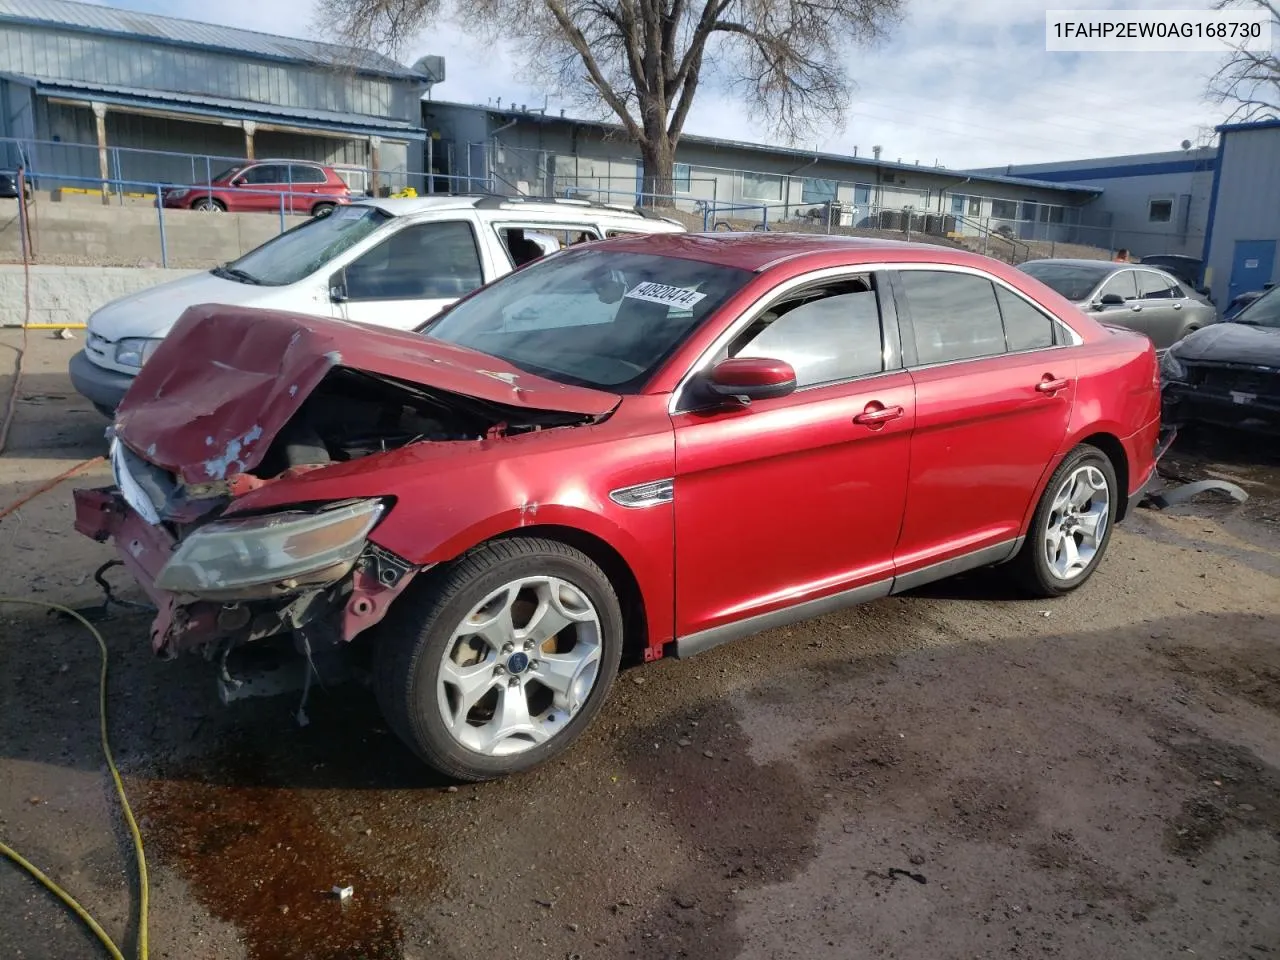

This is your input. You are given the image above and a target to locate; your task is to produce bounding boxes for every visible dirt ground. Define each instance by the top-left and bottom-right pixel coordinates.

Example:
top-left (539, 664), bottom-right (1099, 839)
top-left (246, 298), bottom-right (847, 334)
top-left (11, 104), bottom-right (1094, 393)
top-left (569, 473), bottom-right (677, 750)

top-left (1, 329), bottom-right (1278, 960)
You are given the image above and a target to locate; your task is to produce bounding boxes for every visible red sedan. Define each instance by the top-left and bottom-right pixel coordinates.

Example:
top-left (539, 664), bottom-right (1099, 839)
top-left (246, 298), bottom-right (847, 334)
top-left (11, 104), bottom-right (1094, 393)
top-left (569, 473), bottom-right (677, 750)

top-left (159, 159), bottom-right (351, 216)
top-left (75, 234), bottom-right (1165, 781)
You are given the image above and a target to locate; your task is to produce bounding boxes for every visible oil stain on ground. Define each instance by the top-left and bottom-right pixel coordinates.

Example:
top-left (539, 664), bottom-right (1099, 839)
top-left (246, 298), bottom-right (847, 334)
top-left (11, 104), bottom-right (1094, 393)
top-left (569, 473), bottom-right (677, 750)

top-left (137, 746), bottom-right (405, 960)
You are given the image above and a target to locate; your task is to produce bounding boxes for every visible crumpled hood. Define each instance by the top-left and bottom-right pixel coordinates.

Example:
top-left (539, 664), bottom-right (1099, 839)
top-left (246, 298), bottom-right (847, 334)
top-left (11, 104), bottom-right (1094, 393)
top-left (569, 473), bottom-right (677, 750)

top-left (1170, 322), bottom-right (1280, 367)
top-left (114, 305), bottom-right (621, 485)
top-left (87, 271), bottom-right (276, 340)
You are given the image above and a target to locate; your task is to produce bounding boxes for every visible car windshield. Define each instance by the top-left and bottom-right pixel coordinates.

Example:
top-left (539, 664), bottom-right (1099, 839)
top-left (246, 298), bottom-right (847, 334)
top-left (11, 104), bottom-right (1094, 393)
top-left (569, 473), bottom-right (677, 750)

top-left (1019, 261), bottom-right (1112, 301)
top-left (421, 248), bottom-right (752, 392)
top-left (216, 205), bottom-right (391, 287)
top-left (1233, 286), bottom-right (1280, 328)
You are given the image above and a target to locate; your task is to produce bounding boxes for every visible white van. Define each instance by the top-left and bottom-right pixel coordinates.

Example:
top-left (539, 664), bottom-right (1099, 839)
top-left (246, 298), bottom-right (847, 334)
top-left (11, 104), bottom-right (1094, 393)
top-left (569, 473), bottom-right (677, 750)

top-left (69, 196), bottom-right (687, 414)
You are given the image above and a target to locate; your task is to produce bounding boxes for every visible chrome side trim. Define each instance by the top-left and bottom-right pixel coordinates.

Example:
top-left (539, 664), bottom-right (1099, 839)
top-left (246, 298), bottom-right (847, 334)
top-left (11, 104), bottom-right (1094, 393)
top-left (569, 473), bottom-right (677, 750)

top-left (674, 579), bottom-right (893, 658)
top-left (889, 537), bottom-right (1024, 595)
top-left (609, 478), bottom-right (674, 508)
top-left (672, 537), bottom-right (1028, 659)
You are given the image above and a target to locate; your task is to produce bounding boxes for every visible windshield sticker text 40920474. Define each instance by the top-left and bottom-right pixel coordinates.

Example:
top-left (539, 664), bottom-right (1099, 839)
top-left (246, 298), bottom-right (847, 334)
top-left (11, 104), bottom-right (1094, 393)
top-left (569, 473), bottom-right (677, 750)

top-left (624, 282), bottom-right (707, 309)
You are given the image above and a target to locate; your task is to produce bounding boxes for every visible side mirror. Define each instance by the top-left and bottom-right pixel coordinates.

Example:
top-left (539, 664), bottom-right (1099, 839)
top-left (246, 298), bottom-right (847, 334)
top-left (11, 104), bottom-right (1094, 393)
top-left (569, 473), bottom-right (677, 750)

top-left (705, 357), bottom-right (797, 402)
top-left (329, 270), bottom-right (348, 303)
top-left (1098, 293), bottom-right (1125, 307)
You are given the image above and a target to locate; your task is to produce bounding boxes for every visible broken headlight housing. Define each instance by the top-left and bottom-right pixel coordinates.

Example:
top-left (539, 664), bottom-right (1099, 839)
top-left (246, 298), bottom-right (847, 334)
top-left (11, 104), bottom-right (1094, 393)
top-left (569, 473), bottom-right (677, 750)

top-left (154, 499), bottom-right (385, 594)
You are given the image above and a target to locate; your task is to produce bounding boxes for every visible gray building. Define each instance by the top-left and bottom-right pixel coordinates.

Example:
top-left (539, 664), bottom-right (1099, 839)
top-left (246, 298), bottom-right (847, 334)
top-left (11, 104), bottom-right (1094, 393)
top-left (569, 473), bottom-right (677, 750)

top-left (969, 148), bottom-right (1218, 260)
top-left (0, 0), bottom-right (431, 194)
top-left (423, 101), bottom-right (1104, 243)
top-left (1201, 118), bottom-right (1280, 308)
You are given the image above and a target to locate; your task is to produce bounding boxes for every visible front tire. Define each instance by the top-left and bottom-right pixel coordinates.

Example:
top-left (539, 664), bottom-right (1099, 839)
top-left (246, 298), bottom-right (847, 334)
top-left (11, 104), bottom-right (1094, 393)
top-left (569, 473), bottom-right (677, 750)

top-left (1010, 444), bottom-right (1118, 598)
top-left (373, 537), bottom-right (624, 781)
top-left (191, 197), bottom-right (225, 212)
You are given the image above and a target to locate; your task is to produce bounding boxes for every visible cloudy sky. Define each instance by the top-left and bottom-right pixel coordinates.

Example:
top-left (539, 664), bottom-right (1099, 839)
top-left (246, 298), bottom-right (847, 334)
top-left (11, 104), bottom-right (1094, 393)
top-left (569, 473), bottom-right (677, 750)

top-left (90, 0), bottom-right (1243, 169)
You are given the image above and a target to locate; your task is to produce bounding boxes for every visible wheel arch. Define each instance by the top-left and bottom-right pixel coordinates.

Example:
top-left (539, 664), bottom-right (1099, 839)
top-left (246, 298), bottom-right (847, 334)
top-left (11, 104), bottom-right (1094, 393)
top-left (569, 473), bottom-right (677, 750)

top-left (393, 521), bottom-right (653, 666)
top-left (1078, 431), bottom-right (1130, 520)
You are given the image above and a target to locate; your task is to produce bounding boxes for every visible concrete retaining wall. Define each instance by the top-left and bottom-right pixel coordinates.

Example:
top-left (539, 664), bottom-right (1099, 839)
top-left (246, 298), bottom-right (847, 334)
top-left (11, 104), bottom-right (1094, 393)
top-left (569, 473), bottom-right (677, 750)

top-left (0, 264), bottom-right (201, 327)
top-left (1, 199), bottom-right (308, 268)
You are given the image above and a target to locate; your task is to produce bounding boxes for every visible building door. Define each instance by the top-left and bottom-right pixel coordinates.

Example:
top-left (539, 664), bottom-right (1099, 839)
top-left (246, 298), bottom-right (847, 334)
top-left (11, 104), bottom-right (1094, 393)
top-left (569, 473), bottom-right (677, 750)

top-left (1229, 239), bottom-right (1277, 302)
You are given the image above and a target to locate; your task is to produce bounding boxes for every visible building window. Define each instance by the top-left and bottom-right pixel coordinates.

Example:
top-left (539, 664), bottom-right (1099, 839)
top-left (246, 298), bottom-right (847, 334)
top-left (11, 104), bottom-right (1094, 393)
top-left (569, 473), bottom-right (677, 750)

top-left (673, 163), bottom-right (692, 194)
top-left (991, 199), bottom-right (1019, 220)
top-left (802, 178), bottom-right (837, 204)
top-left (741, 171), bottom-right (783, 201)
top-left (1148, 198), bottom-right (1173, 223)
top-left (854, 184), bottom-right (872, 206)
top-left (950, 194), bottom-right (965, 215)
top-left (967, 196), bottom-right (982, 216)
top-left (1039, 205), bottom-right (1065, 224)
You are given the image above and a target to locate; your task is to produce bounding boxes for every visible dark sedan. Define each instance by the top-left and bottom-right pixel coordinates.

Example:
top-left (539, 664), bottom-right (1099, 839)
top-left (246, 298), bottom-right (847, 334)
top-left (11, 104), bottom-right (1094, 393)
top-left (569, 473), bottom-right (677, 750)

top-left (1162, 285), bottom-right (1280, 434)
top-left (1018, 259), bottom-right (1216, 349)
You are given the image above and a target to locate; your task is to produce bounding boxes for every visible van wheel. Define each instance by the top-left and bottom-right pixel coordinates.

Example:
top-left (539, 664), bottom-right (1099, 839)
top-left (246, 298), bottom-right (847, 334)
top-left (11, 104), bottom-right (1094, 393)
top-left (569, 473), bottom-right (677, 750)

top-left (374, 537), bottom-right (624, 782)
top-left (1010, 444), bottom-right (1118, 598)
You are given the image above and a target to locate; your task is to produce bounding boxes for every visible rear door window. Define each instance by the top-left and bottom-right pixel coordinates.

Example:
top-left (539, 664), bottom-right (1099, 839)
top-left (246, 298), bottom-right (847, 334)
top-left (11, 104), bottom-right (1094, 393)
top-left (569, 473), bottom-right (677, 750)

top-left (1137, 270), bottom-right (1178, 299)
top-left (995, 286), bottom-right (1056, 351)
top-left (289, 164), bottom-right (328, 184)
top-left (897, 271), bottom-right (1007, 365)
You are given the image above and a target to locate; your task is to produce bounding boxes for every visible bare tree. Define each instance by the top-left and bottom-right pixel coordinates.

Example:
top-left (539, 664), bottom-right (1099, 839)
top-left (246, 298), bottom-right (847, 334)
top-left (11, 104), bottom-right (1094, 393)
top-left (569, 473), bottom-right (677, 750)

top-left (1207, 0), bottom-right (1280, 123)
top-left (316, 0), bottom-right (904, 200)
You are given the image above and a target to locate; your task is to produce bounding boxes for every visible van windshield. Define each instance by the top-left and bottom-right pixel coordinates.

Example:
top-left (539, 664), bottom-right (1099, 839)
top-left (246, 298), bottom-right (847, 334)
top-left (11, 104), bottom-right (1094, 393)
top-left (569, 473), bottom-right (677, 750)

top-left (214, 206), bottom-right (391, 287)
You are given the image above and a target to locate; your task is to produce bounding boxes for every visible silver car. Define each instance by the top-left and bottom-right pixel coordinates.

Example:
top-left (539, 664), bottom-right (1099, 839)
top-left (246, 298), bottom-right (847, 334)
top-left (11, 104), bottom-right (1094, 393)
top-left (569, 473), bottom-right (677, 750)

top-left (1018, 259), bottom-right (1217, 349)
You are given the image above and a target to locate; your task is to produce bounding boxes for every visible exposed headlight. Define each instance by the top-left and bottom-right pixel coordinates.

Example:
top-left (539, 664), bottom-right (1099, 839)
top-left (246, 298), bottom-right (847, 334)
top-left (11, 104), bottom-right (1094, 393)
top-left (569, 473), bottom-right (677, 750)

top-left (114, 337), bottom-right (163, 368)
top-left (1159, 350), bottom-right (1186, 383)
top-left (165, 188), bottom-right (189, 199)
top-left (154, 500), bottom-right (385, 594)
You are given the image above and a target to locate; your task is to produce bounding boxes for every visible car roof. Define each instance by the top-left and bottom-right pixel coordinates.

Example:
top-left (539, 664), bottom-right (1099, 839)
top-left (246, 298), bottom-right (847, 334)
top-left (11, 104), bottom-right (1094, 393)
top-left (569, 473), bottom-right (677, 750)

top-left (593, 231), bottom-right (1015, 272)
top-left (356, 195), bottom-right (678, 220)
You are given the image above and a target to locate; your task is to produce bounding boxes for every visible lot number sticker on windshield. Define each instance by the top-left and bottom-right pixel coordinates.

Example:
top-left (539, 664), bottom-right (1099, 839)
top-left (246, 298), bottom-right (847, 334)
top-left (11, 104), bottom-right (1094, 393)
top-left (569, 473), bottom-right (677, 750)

top-left (624, 282), bottom-right (706, 309)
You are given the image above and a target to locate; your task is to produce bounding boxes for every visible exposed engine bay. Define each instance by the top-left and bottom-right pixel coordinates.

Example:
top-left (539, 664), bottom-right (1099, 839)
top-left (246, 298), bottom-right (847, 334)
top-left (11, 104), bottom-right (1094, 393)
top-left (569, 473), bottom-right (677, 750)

top-left (259, 367), bottom-right (597, 476)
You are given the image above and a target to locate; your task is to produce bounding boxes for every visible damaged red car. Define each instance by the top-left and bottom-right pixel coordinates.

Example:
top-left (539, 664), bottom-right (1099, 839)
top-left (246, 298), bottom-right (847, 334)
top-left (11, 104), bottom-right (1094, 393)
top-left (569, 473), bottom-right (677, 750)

top-left (75, 233), bottom-right (1165, 781)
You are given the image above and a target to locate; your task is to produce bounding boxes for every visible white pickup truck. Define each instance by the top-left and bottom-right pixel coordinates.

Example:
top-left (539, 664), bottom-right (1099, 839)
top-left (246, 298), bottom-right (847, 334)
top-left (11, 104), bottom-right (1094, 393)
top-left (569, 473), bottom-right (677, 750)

top-left (69, 195), bottom-right (687, 414)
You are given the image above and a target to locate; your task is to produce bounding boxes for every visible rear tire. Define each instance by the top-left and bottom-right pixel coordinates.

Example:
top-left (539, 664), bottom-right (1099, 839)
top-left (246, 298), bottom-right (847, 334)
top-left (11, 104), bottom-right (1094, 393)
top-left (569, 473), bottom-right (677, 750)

top-left (311, 202), bottom-right (336, 217)
top-left (373, 537), bottom-right (624, 781)
top-left (1009, 444), bottom-right (1118, 598)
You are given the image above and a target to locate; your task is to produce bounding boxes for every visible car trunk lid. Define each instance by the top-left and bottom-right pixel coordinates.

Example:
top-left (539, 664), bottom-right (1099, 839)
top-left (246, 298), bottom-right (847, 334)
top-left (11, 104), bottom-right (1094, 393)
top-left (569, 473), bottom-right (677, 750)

top-left (114, 304), bottom-right (621, 486)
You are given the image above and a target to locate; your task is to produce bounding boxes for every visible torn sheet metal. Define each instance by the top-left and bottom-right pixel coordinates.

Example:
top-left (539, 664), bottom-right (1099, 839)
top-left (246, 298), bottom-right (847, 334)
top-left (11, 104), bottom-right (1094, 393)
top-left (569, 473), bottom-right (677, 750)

top-left (114, 304), bottom-right (621, 485)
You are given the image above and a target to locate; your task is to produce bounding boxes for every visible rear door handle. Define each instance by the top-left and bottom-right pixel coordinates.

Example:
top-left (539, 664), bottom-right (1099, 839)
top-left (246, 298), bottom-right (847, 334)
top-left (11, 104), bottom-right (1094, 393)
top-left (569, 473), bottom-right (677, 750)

top-left (1130, 304), bottom-right (1143, 312)
top-left (1036, 377), bottom-right (1070, 393)
top-left (853, 404), bottom-right (904, 426)
top-left (1173, 302), bottom-right (1182, 310)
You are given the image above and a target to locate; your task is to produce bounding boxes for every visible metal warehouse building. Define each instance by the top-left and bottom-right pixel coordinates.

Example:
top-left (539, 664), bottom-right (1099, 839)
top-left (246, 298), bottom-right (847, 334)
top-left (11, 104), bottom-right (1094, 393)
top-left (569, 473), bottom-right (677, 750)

top-left (970, 147), bottom-right (1218, 259)
top-left (1201, 118), bottom-right (1280, 308)
top-left (424, 101), bottom-right (1105, 243)
top-left (0, 0), bottom-right (432, 194)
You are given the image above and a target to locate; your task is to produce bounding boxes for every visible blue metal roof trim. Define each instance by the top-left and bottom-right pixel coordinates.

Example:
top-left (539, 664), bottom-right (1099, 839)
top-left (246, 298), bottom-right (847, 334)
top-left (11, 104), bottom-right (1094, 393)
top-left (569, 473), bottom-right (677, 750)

top-left (0, 0), bottom-right (427, 81)
top-left (1001, 159), bottom-right (1217, 182)
top-left (32, 76), bottom-right (427, 139)
top-left (1215, 117), bottom-right (1280, 133)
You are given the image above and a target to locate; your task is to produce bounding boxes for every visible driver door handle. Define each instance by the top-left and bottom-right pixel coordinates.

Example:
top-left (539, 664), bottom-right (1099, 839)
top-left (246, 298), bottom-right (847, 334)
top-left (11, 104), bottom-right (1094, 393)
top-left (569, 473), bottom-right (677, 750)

top-left (1037, 376), bottom-right (1070, 393)
top-left (853, 404), bottom-right (904, 426)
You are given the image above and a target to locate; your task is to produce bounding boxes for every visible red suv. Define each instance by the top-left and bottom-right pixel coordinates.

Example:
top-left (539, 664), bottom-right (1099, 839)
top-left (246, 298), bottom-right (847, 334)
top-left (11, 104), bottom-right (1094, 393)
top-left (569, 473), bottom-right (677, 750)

top-left (160, 160), bottom-right (351, 216)
top-left (76, 234), bottom-right (1165, 781)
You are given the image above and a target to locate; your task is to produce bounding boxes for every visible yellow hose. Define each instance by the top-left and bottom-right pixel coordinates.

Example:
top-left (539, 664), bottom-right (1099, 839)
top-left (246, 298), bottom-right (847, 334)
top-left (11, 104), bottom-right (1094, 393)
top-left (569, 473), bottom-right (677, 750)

top-left (0, 598), bottom-right (149, 960)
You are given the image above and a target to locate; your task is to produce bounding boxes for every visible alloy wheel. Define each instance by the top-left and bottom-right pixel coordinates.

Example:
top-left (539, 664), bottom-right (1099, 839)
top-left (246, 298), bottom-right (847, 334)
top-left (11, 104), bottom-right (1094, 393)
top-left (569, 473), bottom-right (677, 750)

top-left (437, 576), bottom-right (603, 756)
top-left (1043, 464), bottom-right (1110, 581)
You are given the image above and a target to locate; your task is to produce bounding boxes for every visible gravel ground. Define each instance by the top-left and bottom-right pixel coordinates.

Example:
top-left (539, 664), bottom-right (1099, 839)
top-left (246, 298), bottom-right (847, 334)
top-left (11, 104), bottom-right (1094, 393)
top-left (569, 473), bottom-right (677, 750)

top-left (1, 330), bottom-right (1277, 960)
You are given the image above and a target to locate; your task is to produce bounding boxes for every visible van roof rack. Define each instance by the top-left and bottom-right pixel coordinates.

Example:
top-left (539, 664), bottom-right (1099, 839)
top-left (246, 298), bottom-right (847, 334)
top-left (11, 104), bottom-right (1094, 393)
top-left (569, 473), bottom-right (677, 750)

top-left (471, 194), bottom-right (680, 222)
